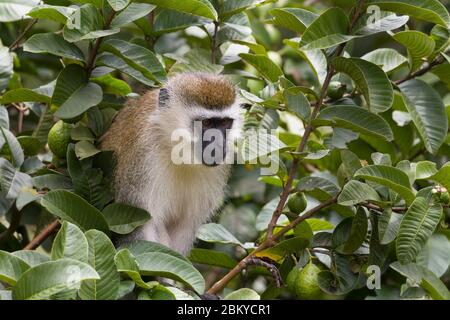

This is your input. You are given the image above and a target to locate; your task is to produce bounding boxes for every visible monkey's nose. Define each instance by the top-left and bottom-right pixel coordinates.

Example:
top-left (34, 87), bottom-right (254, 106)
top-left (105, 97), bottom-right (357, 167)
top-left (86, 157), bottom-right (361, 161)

top-left (201, 139), bottom-right (227, 166)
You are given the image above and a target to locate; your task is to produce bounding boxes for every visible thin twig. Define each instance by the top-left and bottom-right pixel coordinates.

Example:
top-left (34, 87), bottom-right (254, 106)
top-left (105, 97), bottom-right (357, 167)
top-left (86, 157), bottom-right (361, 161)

top-left (211, 21), bottom-right (220, 64)
top-left (247, 257), bottom-right (283, 288)
top-left (9, 19), bottom-right (38, 51)
top-left (23, 220), bottom-right (60, 250)
top-left (85, 10), bottom-right (117, 74)
top-left (394, 53), bottom-right (447, 85)
top-left (146, 11), bottom-right (155, 49)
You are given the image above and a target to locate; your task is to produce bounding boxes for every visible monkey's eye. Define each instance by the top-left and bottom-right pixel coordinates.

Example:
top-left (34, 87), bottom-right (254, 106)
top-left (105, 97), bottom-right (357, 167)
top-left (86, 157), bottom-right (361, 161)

top-left (202, 118), bottom-right (213, 128)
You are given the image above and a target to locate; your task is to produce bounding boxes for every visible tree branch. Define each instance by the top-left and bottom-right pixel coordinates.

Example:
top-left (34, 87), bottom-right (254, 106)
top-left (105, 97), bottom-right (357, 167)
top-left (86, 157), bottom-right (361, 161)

top-left (247, 257), bottom-right (283, 288)
top-left (85, 10), bottom-right (117, 74)
top-left (23, 220), bottom-right (60, 250)
top-left (394, 53), bottom-right (447, 85)
top-left (9, 19), bottom-right (38, 51)
top-left (211, 21), bottom-right (220, 64)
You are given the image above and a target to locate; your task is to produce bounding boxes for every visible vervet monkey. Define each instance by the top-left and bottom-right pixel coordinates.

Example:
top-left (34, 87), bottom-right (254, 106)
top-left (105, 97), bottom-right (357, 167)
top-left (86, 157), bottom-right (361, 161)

top-left (101, 73), bottom-right (243, 255)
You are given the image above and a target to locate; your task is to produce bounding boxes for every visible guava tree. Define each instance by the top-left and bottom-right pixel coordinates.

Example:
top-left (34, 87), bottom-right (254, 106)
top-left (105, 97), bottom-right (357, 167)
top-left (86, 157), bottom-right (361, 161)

top-left (1, 0), bottom-right (450, 300)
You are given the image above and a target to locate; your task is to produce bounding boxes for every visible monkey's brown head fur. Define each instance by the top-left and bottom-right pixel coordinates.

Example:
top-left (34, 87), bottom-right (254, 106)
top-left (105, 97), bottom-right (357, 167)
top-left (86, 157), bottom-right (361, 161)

top-left (166, 73), bottom-right (236, 109)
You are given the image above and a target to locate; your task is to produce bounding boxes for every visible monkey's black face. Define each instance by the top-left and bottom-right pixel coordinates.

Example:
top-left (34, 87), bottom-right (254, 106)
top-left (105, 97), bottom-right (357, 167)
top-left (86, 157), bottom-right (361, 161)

top-left (197, 117), bottom-right (234, 166)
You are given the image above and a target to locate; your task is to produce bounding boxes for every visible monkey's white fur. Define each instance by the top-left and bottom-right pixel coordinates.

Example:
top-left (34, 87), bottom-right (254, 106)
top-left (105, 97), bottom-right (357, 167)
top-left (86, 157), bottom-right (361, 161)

top-left (105, 73), bottom-right (242, 255)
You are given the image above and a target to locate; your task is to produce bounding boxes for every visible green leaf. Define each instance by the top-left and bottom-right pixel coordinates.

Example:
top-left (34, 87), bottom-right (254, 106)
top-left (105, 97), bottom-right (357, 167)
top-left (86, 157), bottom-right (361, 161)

top-left (332, 208), bottom-right (368, 254)
top-left (168, 49), bottom-right (223, 75)
top-left (1, 128), bottom-right (25, 167)
top-left (71, 126), bottom-right (95, 142)
top-left (398, 80), bottom-right (448, 154)
top-left (0, 88), bottom-right (52, 105)
top-left (0, 0), bottom-right (39, 22)
top-left (256, 236), bottom-right (309, 261)
top-left (269, 8), bottom-right (317, 33)
top-left (110, 3), bottom-right (155, 28)
top-left (33, 173), bottom-right (72, 191)
top-left (102, 203), bottom-right (151, 234)
top-left (239, 53), bottom-right (283, 82)
top-left (27, 5), bottom-right (76, 24)
top-left (32, 105), bottom-right (53, 145)
top-left (415, 161), bottom-right (438, 180)
top-left (91, 73), bottom-right (131, 96)
top-left (40, 190), bottom-right (109, 233)
top-left (136, 252), bottom-right (205, 294)
top-left (390, 261), bottom-right (450, 300)
top-left (318, 255), bottom-right (358, 295)
top-left (315, 106), bottom-right (394, 141)
top-left (0, 251), bottom-right (30, 285)
top-left (79, 230), bottom-right (120, 300)
top-left (427, 162), bottom-right (450, 192)
top-left (284, 39), bottom-right (327, 85)
top-left (0, 158), bottom-right (32, 199)
top-left (23, 33), bottom-right (85, 61)
top-left (366, 0), bottom-right (450, 27)
top-left (283, 88), bottom-right (310, 120)
top-left (0, 106), bottom-right (9, 129)
top-left (354, 165), bottom-right (415, 205)
top-left (56, 83), bottom-right (103, 120)
top-left (51, 64), bottom-right (102, 120)
top-left (256, 197), bottom-right (288, 231)
top-left (392, 31), bottom-right (435, 72)
top-left (416, 234), bottom-right (450, 277)
top-left (153, 9), bottom-right (205, 34)
top-left (431, 25), bottom-right (450, 54)
top-left (331, 57), bottom-right (394, 113)
top-left (361, 48), bottom-right (407, 73)
top-left (297, 175), bottom-right (340, 200)
top-left (188, 248), bottom-right (237, 269)
top-left (299, 8), bottom-right (355, 50)
top-left (137, 0), bottom-right (217, 20)
top-left (224, 288), bottom-right (260, 300)
top-left (74, 141), bottom-right (100, 159)
top-left (219, 0), bottom-right (265, 20)
top-left (96, 53), bottom-right (155, 86)
top-left (116, 280), bottom-right (135, 299)
top-left (114, 249), bottom-right (156, 289)
top-left (62, 4), bottom-right (119, 43)
top-left (119, 240), bottom-right (188, 262)
top-left (107, 0), bottom-right (129, 11)
top-left (396, 197), bottom-right (442, 264)
top-left (338, 180), bottom-right (381, 206)
top-left (196, 223), bottom-right (243, 247)
top-left (51, 221), bottom-right (88, 263)
top-left (99, 39), bottom-right (166, 84)
top-left (12, 259), bottom-right (99, 300)
top-left (306, 218), bottom-right (334, 231)
top-left (0, 46), bottom-right (13, 92)
top-left (378, 209), bottom-right (403, 245)
top-left (11, 251), bottom-right (49, 267)
top-left (354, 13), bottom-right (409, 35)
top-left (66, 145), bottom-right (112, 210)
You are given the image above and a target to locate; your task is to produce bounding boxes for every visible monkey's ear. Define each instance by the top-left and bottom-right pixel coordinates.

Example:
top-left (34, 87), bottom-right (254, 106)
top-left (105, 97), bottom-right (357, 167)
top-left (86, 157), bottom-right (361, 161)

top-left (158, 88), bottom-right (170, 108)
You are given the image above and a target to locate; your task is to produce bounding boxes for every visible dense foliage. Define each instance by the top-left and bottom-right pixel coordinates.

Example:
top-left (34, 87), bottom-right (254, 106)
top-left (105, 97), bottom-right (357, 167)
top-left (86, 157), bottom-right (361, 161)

top-left (1, 0), bottom-right (450, 300)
